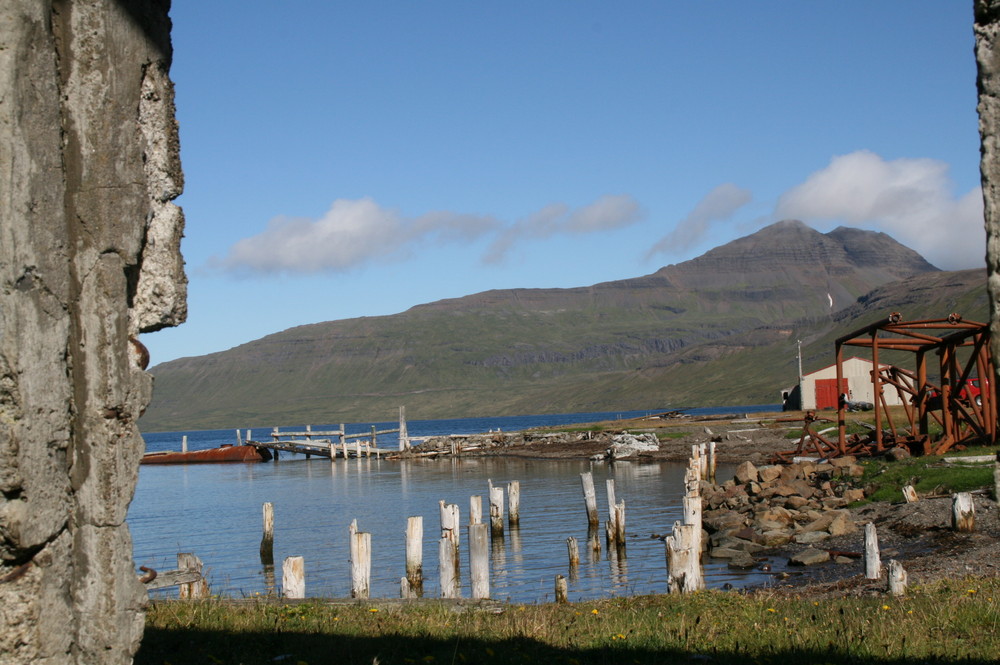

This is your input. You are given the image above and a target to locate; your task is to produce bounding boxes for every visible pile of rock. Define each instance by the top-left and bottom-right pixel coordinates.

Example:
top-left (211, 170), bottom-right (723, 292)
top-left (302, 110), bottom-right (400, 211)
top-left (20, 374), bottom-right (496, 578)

top-left (700, 457), bottom-right (867, 568)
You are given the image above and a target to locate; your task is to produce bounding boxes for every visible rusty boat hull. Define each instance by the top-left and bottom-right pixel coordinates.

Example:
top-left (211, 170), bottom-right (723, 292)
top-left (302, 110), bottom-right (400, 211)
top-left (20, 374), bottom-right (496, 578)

top-left (141, 444), bottom-right (271, 465)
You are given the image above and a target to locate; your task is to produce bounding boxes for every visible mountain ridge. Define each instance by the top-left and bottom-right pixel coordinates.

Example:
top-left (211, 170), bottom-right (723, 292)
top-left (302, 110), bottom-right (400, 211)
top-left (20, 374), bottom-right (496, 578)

top-left (142, 221), bottom-right (979, 432)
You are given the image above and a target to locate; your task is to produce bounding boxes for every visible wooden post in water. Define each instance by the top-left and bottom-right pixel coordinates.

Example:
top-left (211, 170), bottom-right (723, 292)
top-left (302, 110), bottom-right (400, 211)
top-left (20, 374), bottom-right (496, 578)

top-left (554, 574), bottom-right (568, 603)
top-left (260, 502), bottom-right (274, 565)
top-left (282, 556), bottom-right (305, 599)
top-left (272, 426), bottom-right (280, 461)
top-left (507, 480), bottom-right (520, 527)
top-left (469, 522), bottom-right (490, 599)
top-left (236, 428), bottom-right (242, 445)
top-left (339, 423), bottom-right (346, 457)
top-left (864, 522), bottom-right (881, 579)
top-left (580, 472), bottom-right (599, 526)
top-left (371, 425), bottom-right (377, 449)
top-left (181, 435), bottom-right (188, 454)
top-left (605, 479), bottom-right (617, 546)
top-left (177, 553), bottom-right (209, 599)
top-left (588, 528), bottom-right (601, 560)
top-left (614, 500), bottom-right (626, 545)
top-left (470, 496), bottom-right (483, 525)
top-left (351, 531), bottom-right (371, 599)
top-left (888, 559), bottom-right (908, 596)
top-left (439, 536), bottom-right (459, 598)
top-left (952, 492), bottom-right (976, 532)
top-left (566, 536), bottom-right (579, 568)
top-left (488, 481), bottom-right (504, 538)
top-left (405, 516), bottom-right (423, 597)
top-left (341, 439), bottom-right (348, 460)
top-left (399, 406), bottom-right (409, 451)
top-left (304, 425), bottom-right (312, 459)
top-left (329, 439), bottom-right (336, 461)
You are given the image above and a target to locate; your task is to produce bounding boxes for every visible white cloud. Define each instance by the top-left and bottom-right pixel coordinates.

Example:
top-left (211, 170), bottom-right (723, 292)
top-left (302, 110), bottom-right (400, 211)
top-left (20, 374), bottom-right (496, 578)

top-left (775, 150), bottom-right (984, 269)
top-left (215, 198), bottom-right (500, 275)
top-left (215, 194), bottom-right (642, 275)
top-left (483, 194), bottom-right (644, 264)
top-left (646, 183), bottom-right (753, 259)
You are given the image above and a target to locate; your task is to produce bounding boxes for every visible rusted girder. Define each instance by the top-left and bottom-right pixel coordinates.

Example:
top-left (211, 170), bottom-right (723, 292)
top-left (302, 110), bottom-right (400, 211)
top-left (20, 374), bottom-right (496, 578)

top-left (770, 312), bottom-right (996, 463)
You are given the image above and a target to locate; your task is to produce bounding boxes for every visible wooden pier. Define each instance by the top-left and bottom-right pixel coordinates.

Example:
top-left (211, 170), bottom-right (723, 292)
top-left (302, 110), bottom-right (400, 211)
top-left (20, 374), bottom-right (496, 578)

top-left (246, 407), bottom-right (428, 461)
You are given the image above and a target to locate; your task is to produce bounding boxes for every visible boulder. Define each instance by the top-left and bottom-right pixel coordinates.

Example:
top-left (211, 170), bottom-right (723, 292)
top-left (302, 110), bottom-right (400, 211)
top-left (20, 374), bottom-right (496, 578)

top-left (758, 465), bottom-right (783, 483)
top-left (755, 529), bottom-right (793, 547)
top-left (734, 461), bottom-right (759, 484)
top-left (826, 511), bottom-right (857, 537)
top-left (606, 432), bottom-right (659, 459)
top-left (726, 551), bottom-right (757, 569)
top-left (794, 531), bottom-right (830, 545)
top-left (789, 548), bottom-right (831, 566)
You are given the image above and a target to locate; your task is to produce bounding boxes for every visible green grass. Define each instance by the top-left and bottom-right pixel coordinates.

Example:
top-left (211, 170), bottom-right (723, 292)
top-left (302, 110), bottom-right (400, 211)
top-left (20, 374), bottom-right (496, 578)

top-left (137, 579), bottom-right (1000, 664)
top-left (860, 446), bottom-right (999, 502)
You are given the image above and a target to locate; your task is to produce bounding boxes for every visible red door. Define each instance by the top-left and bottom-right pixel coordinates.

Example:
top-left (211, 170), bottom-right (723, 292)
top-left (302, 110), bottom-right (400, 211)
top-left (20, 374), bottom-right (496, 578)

top-left (815, 378), bottom-right (849, 410)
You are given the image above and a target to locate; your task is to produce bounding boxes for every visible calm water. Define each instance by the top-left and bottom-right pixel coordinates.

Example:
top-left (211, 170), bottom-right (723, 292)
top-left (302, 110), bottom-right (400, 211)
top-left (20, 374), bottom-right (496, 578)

top-left (131, 406), bottom-right (782, 602)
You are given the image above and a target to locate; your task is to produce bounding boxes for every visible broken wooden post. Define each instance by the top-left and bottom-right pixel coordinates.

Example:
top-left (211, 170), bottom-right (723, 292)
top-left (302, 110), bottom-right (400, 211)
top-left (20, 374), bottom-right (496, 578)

top-left (405, 516), bottom-right (423, 597)
top-left (438, 535), bottom-right (459, 598)
top-left (614, 500), bottom-right (626, 545)
top-left (351, 531), bottom-right (371, 599)
top-left (902, 485), bottom-right (918, 503)
top-left (580, 471), bottom-right (599, 526)
top-left (400, 576), bottom-right (413, 599)
top-left (588, 528), bottom-right (601, 560)
top-left (260, 502), bottom-right (274, 566)
top-left (566, 536), bottom-right (579, 568)
top-left (181, 434), bottom-right (188, 454)
top-left (439, 500), bottom-right (461, 582)
top-left (665, 522), bottom-right (703, 593)
top-left (555, 574), bottom-right (568, 603)
top-left (864, 522), bottom-right (881, 579)
top-left (888, 559), bottom-right (907, 596)
top-left (470, 495), bottom-right (483, 525)
top-left (605, 479), bottom-right (617, 546)
top-left (469, 522), bottom-right (489, 599)
top-left (282, 556), bottom-right (305, 599)
top-left (488, 481), bottom-right (504, 538)
top-left (176, 553), bottom-right (210, 599)
top-left (952, 492), bottom-right (976, 532)
top-left (507, 480), bottom-right (520, 527)
top-left (236, 428), bottom-right (243, 445)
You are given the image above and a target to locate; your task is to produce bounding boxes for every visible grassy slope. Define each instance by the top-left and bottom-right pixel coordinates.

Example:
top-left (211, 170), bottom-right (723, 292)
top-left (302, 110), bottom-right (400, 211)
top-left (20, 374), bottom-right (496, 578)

top-left (141, 269), bottom-right (987, 432)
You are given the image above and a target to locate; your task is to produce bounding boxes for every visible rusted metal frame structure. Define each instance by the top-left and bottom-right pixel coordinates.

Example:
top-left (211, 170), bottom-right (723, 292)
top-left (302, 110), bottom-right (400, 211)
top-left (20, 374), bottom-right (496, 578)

top-left (834, 313), bottom-right (996, 458)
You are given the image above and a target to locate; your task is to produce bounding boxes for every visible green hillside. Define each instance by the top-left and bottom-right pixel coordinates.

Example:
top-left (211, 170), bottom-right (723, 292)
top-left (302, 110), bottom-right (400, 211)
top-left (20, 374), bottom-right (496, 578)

top-left (140, 221), bottom-right (986, 432)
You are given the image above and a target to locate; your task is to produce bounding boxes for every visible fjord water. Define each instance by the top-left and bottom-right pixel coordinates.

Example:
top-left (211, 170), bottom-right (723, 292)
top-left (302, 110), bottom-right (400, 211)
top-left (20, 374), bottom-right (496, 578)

top-left (132, 407), bottom-right (781, 602)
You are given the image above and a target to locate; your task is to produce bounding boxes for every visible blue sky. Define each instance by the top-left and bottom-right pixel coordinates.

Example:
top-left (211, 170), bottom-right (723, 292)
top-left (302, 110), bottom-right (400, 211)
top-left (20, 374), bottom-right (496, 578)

top-left (146, 1), bottom-right (984, 365)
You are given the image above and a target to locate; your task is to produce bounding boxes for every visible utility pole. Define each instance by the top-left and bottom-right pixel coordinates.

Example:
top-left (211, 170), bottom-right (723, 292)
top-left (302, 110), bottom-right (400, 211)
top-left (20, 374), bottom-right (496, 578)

top-left (797, 339), bottom-right (803, 382)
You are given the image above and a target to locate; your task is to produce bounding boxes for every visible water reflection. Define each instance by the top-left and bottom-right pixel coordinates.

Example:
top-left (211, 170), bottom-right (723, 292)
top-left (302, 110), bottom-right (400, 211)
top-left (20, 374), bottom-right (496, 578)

top-left (129, 457), bottom-right (777, 602)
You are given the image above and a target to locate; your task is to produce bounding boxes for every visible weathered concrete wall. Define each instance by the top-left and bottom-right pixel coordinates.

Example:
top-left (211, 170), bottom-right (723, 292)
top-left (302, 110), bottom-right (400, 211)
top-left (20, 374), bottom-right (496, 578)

top-left (0, 1), bottom-right (185, 663)
top-left (977, 1), bottom-right (1000, 405)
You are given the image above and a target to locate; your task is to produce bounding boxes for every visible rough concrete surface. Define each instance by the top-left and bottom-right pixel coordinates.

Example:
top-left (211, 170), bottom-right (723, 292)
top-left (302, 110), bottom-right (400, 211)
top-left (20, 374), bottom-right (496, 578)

top-left (0, 1), bottom-right (185, 663)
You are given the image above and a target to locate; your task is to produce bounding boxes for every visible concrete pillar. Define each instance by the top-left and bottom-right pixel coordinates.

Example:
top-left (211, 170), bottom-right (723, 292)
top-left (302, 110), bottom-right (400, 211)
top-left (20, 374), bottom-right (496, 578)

top-left (0, 1), bottom-right (185, 663)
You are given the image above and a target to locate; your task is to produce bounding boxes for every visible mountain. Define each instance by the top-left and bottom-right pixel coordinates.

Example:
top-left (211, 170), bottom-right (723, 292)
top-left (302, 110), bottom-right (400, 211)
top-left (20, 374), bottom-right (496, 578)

top-left (140, 221), bottom-right (981, 432)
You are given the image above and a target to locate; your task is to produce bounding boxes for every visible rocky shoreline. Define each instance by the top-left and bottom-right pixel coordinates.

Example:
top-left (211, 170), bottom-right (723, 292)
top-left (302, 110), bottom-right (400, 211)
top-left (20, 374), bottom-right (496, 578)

top-left (411, 414), bottom-right (1000, 596)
